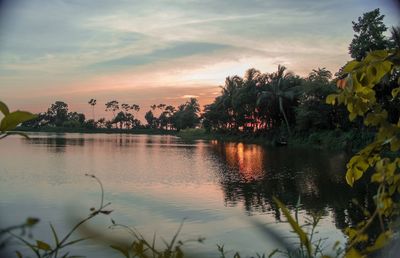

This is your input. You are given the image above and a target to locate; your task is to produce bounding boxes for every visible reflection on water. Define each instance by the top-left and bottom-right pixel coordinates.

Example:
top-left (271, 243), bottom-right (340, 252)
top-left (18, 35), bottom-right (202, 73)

top-left (0, 133), bottom-right (374, 257)
top-left (209, 140), bottom-right (374, 231)
top-left (220, 142), bottom-right (265, 182)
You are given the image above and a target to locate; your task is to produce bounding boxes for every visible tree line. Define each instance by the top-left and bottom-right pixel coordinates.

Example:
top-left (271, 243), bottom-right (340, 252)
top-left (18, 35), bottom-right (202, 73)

top-left (202, 8), bottom-right (399, 140)
top-left (22, 97), bottom-right (201, 131)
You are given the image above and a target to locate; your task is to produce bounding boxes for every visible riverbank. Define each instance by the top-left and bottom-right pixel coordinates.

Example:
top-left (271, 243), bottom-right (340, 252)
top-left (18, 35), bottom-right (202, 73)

top-left (15, 126), bottom-right (374, 151)
top-left (15, 126), bottom-right (177, 135)
top-left (177, 128), bottom-right (375, 151)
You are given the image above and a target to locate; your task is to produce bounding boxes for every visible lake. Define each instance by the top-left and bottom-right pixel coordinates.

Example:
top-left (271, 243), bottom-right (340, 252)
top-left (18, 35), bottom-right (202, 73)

top-left (0, 133), bottom-right (362, 257)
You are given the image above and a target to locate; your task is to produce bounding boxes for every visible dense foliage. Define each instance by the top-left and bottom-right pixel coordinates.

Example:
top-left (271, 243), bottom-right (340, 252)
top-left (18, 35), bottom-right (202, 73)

top-left (201, 66), bottom-right (351, 138)
top-left (326, 47), bottom-right (400, 257)
top-left (202, 9), bottom-right (398, 148)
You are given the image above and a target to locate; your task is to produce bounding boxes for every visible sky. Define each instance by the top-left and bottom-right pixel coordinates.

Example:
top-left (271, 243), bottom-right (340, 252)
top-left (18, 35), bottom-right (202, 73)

top-left (0, 0), bottom-right (399, 120)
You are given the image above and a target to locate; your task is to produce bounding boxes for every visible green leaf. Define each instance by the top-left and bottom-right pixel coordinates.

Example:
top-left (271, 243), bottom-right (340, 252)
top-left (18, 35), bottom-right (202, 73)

top-left (36, 240), bottom-right (52, 251)
top-left (0, 111), bottom-right (37, 132)
top-left (273, 197), bottom-right (312, 256)
top-left (0, 101), bottom-right (10, 116)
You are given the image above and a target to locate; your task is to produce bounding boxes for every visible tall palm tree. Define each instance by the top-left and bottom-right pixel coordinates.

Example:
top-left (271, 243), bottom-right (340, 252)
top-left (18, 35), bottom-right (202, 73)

top-left (220, 76), bottom-right (243, 129)
top-left (308, 67), bottom-right (332, 83)
top-left (186, 98), bottom-right (200, 113)
top-left (257, 65), bottom-right (299, 136)
top-left (88, 99), bottom-right (97, 120)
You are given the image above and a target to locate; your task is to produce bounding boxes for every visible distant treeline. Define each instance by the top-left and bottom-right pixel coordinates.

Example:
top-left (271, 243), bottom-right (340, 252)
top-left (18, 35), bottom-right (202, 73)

top-left (22, 98), bottom-right (200, 131)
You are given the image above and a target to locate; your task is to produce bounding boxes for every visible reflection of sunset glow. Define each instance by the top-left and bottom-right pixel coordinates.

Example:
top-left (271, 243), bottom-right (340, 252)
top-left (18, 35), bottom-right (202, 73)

top-left (224, 143), bottom-right (265, 181)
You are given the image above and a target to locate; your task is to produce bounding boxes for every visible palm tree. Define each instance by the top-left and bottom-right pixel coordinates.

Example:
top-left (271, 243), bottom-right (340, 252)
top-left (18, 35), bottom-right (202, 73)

top-left (220, 75), bottom-right (242, 129)
top-left (308, 67), bottom-right (332, 83)
top-left (88, 99), bottom-right (97, 120)
top-left (257, 65), bottom-right (299, 136)
top-left (186, 98), bottom-right (200, 113)
top-left (105, 100), bottom-right (119, 118)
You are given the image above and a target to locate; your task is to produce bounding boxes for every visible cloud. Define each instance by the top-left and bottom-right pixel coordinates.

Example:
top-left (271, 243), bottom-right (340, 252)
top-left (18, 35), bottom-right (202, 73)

top-left (86, 41), bottom-right (231, 72)
top-left (180, 95), bottom-right (199, 99)
top-left (0, 0), bottom-right (398, 119)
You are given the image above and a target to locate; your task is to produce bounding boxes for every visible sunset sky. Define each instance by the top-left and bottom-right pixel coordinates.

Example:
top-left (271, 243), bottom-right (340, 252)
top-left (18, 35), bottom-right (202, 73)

top-left (0, 0), bottom-right (399, 120)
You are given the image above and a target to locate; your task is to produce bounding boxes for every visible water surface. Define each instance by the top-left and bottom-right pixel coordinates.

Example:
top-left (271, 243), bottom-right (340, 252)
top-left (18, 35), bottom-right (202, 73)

top-left (0, 133), bottom-right (359, 257)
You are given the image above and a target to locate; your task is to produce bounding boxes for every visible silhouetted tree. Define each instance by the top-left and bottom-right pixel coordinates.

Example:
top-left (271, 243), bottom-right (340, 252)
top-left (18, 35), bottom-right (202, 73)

top-left (349, 8), bottom-right (390, 60)
top-left (105, 100), bottom-right (119, 118)
top-left (257, 65), bottom-right (300, 136)
top-left (105, 100), bottom-right (119, 128)
top-left (46, 101), bottom-right (69, 127)
top-left (145, 110), bottom-right (155, 128)
top-left (88, 99), bottom-right (97, 120)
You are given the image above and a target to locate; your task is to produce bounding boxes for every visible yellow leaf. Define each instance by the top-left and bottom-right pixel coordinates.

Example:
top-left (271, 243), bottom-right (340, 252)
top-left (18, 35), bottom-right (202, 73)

top-left (392, 87), bottom-right (400, 98)
top-left (372, 61), bottom-right (392, 83)
top-left (326, 94), bottom-right (337, 105)
top-left (0, 111), bottom-right (37, 132)
top-left (346, 169), bottom-right (355, 187)
top-left (355, 159), bottom-right (369, 172)
top-left (369, 49), bottom-right (389, 59)
top-left (347, 103), bottom-right (353, 112)
top-left (36, 240), bottom-right (51, 251)
top-left (349, 112), bottom-right (357, 121)
top-left (386, 162), bottom-right (396, 177)
top-left (345, 248), bottom-right (363, 258)
top-left (0, 101), bottom-right (9, 116)
top-left (371, 173), bottom-right (383, 183)
top-left (343, 60), bottom-right (361, 73)
top-left (273, 197), bottom-right (312, 256)
top-left (365, 231), bottom-right (392, 252)
top-left (389, 137), bottom-right (399, 151)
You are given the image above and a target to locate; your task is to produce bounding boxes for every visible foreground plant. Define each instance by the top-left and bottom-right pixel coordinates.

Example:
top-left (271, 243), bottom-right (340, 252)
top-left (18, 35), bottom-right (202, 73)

top-left (4, 174), bottom-right (112, 258)
top-left (326, 47), bottom-right (400, 257)
top-left (0, 100), bottom-right (37, 139)
top-left (107, 220), bottom-right (205, 258)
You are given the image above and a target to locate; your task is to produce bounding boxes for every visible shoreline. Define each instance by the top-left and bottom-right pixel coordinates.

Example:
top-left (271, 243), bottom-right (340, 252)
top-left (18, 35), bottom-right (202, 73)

top-left (176, 128), bottom-right (374, 152)
top-left (15, 126), bottom-right (177, 136)
top-left (15, 127), bottom-right (373, 152)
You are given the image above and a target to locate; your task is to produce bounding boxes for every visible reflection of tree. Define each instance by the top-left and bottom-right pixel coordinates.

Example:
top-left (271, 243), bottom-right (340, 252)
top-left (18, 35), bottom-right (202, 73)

top-left (210, 142), bottom-right (378, 232)
top-left (27, 136), bottom-right (85, 152)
